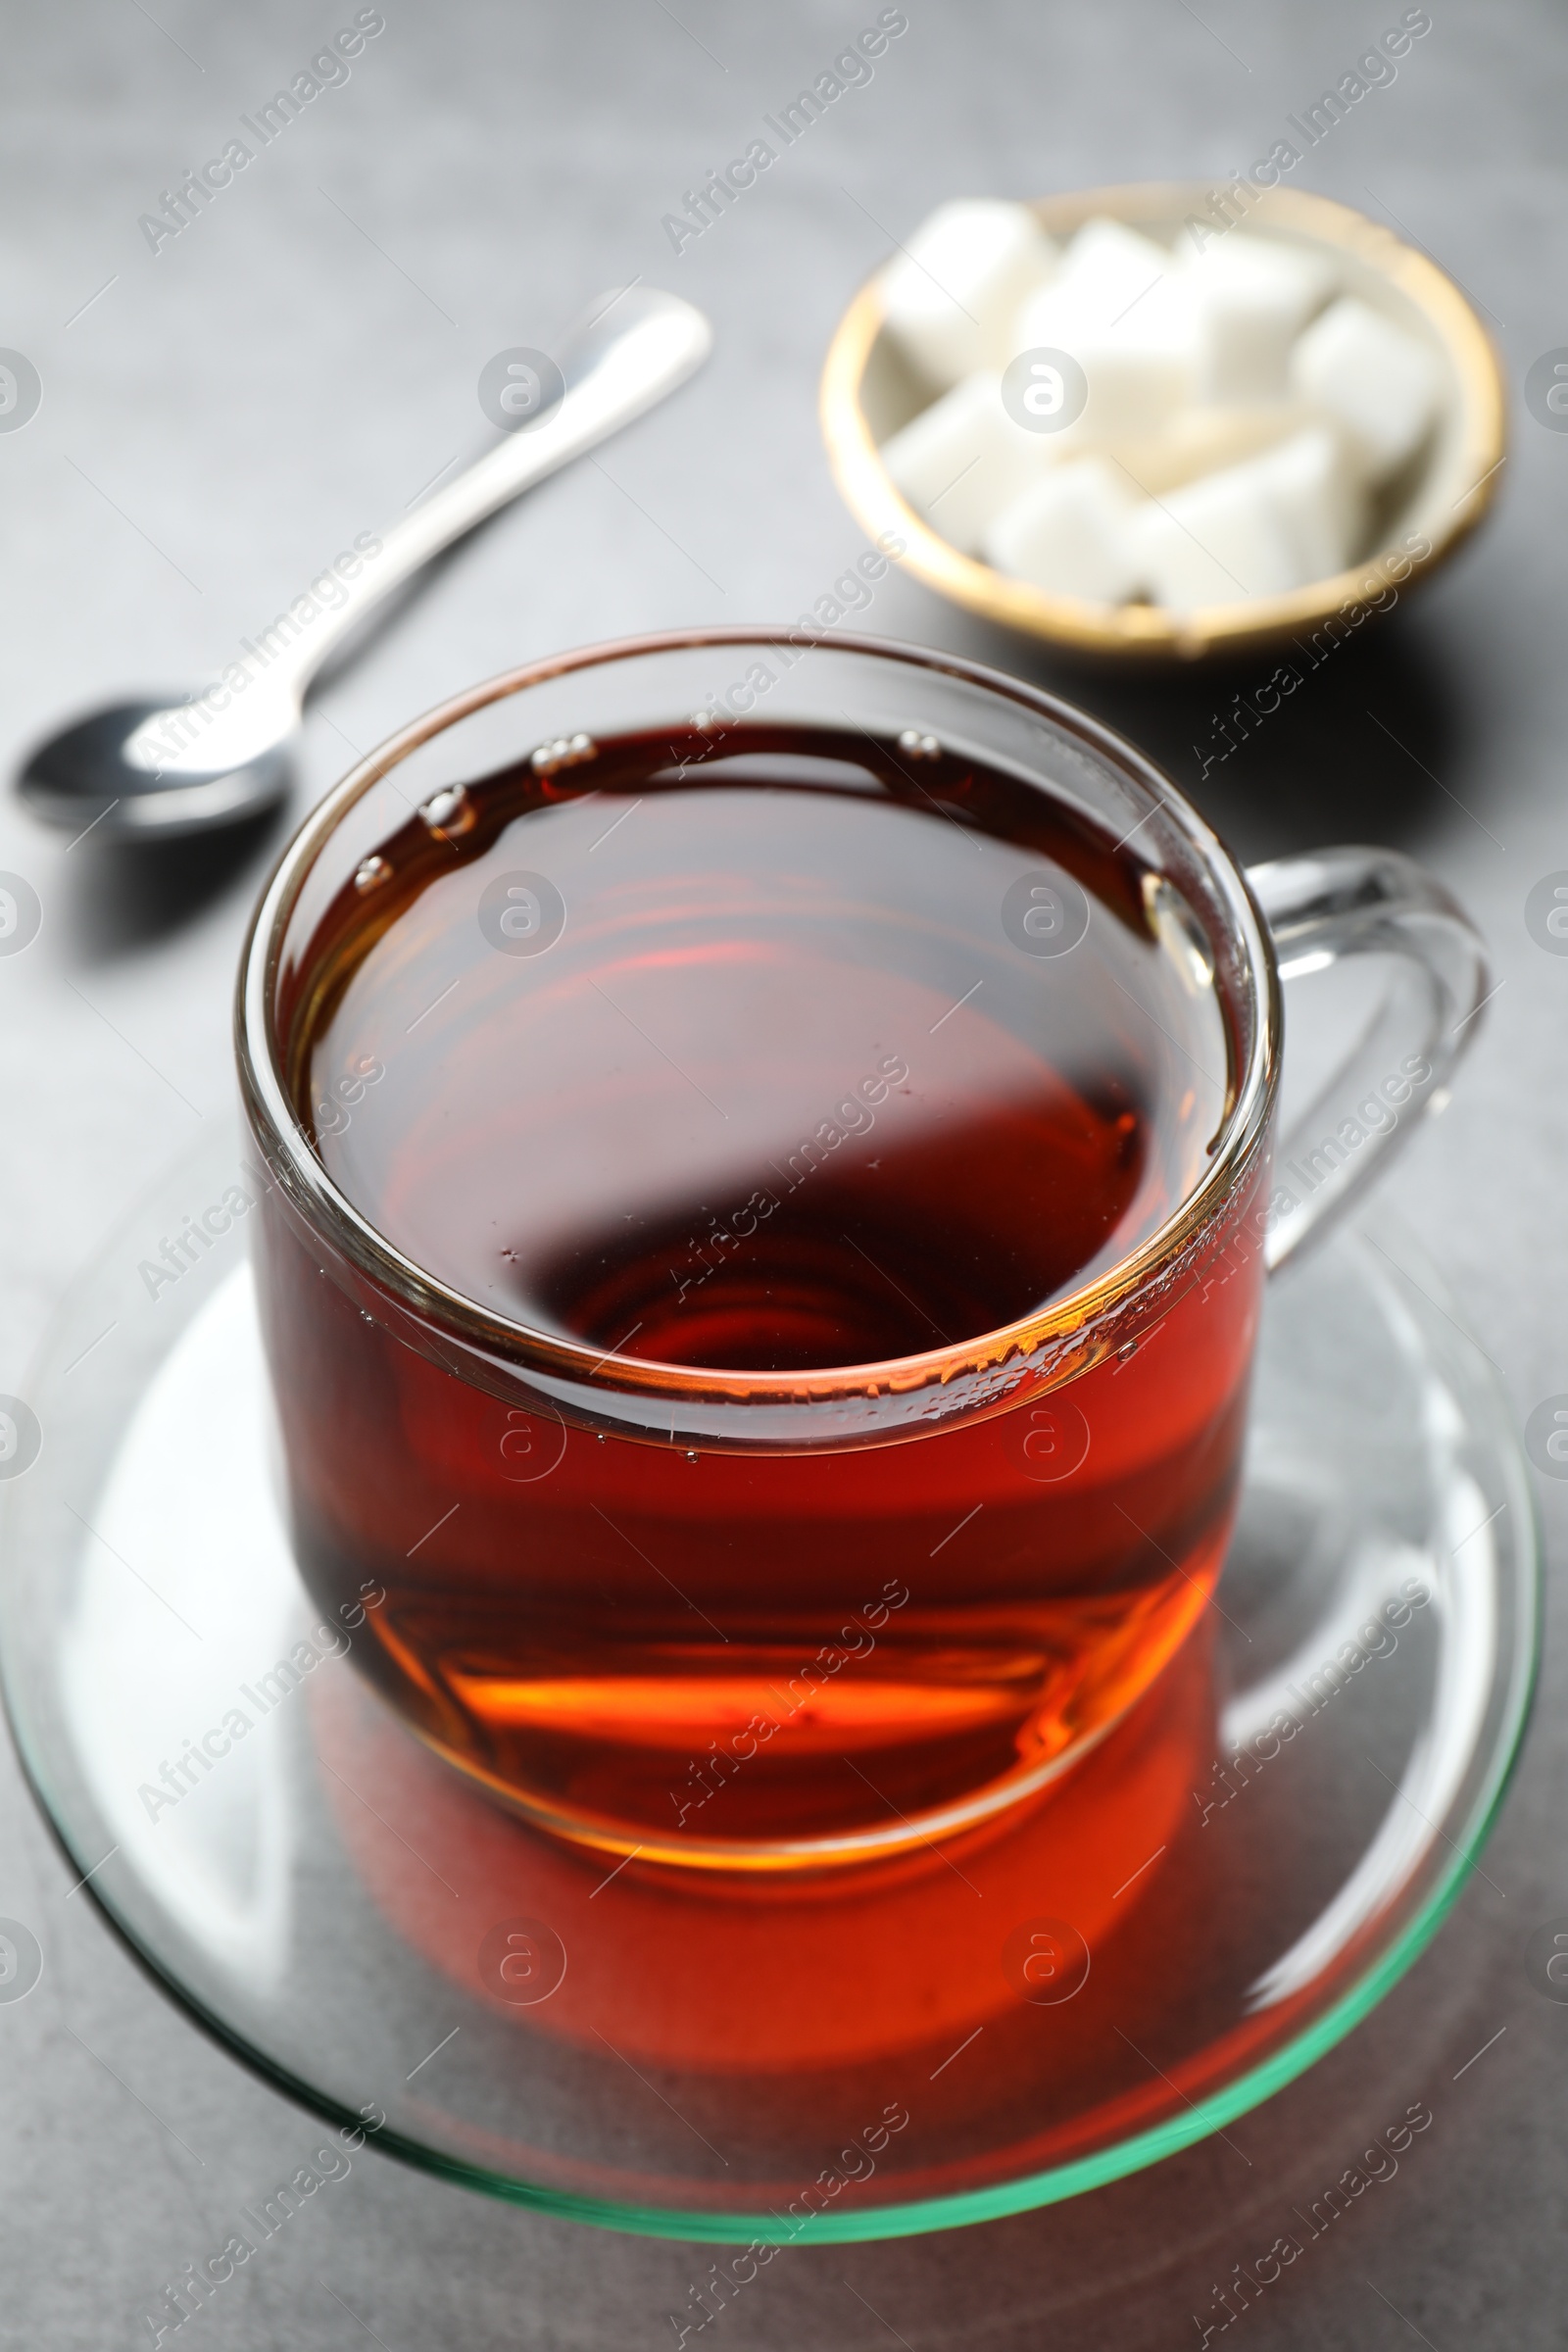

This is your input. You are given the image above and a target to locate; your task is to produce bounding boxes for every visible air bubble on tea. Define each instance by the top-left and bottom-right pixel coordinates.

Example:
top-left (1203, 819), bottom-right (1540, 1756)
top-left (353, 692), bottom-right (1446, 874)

top-left (530, 731), bottom-right (597, 777)
top-left (418, 785), bottom-right (475, 839)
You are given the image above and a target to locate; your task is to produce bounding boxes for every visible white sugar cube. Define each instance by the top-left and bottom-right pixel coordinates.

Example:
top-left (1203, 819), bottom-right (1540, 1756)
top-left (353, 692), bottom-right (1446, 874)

top-left (981, 458), bottom-right (1143, 602)
top-left (1014, 275), bottom-right (1200, 437)
top-left (1289, 296), bottom-right (1442, 480)
top-left (1055, 218), bottom-right (1175, 316)
top-left (1250, 424), bottom-right (1367, 581)
top-left (1129, 420), bottom-right (1367, 610)
top-left (879, 200), bottom-right (1058, 389)
top-left (1130, 459), bottom-right (1307, 608)
top-left (1015, 220), bottom-right (1199, 435)
top-left (1185, 232), bottom-right (1339, 400)
top-left (879, 370), bottom-right (1048, 552)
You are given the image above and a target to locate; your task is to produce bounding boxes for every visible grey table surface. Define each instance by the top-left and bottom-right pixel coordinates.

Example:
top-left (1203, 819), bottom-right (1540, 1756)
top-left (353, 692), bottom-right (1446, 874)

top-left (1, 0), bottom-right (1564, 2343)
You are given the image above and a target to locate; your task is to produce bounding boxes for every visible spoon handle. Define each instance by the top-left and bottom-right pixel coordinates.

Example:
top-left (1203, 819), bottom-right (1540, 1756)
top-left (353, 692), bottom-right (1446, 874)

top-left (268, 288), bottom-right (712, 706)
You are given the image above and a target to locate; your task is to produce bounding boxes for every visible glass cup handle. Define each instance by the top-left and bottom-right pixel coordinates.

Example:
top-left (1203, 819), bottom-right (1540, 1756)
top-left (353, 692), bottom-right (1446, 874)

top-left (1245, 846), bottom-right (1491, 1276)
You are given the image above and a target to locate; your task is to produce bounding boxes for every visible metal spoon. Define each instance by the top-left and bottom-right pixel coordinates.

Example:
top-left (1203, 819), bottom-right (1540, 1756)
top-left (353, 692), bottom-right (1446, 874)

top-left (19, 287), bottom-right (712, 842)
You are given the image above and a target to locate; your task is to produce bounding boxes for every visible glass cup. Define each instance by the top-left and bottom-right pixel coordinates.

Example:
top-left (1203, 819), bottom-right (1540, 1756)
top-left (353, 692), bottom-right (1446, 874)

top-left (236, 631), bottom-right (1487, 1873)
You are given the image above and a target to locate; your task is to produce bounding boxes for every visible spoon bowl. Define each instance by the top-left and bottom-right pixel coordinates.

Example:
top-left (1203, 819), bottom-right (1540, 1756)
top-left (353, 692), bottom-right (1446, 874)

top-left (20, 693), bottom-right (296, 841)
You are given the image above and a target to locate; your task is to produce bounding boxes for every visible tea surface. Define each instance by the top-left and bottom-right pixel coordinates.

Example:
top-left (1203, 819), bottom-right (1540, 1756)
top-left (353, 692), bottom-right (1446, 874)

top-left (295, 726), bottom-right (1229, 1371)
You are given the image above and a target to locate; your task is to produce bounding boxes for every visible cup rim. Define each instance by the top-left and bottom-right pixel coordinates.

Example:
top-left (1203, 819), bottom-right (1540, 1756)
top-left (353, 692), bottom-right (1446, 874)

top-left (236, 626), bottom-right (1281, 1414)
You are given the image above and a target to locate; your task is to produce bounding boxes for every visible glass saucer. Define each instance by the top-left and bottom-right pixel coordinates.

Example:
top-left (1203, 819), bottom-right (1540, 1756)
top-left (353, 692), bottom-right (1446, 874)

top-left (0, 1120), bottom-right (1538, 2242)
